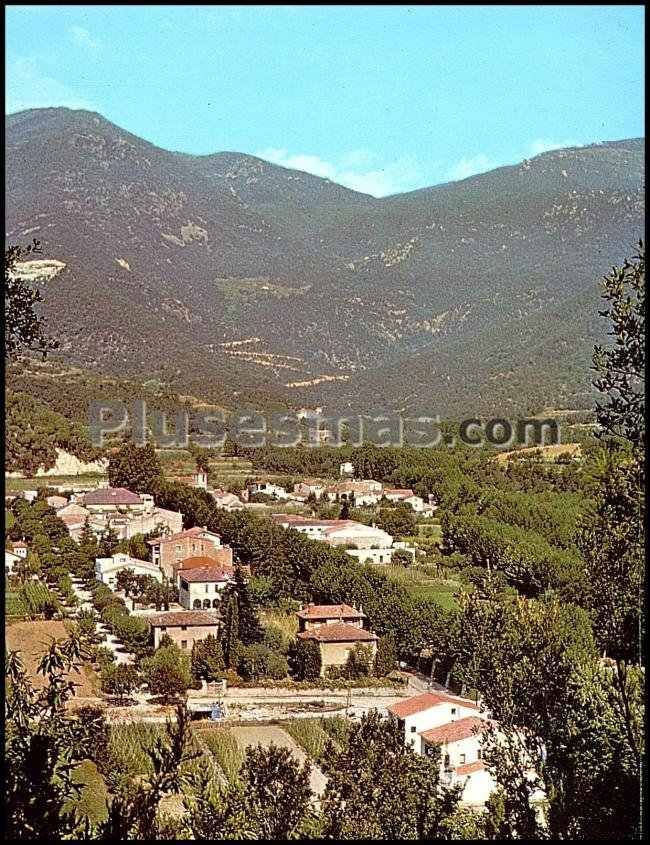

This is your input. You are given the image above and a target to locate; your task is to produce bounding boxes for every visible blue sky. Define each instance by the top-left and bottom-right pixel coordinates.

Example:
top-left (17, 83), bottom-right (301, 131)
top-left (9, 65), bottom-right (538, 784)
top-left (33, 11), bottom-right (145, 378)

top-left (5, 4), bottom-right (645, 196)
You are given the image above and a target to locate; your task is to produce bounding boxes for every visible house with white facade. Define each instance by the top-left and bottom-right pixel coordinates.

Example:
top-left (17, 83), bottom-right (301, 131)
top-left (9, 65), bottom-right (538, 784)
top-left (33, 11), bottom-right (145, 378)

top-left (389, 691), bottom-right (497, 807)
top-left (10, 540), bottom-right (28, 559)
top-left (293, 479), bottom-right (327, 500)
top-left (325, 479), bottom-right (383, 507)
top-left (80, 488), bottom-right (183, 540)
top-left (5, 550), bottom-right (21, 576)
top-left (271, 514), bottom-right (396, 563)
top-left (95, 552), bottom-right (163, 590)
top-left (248, 480), bottom-right (289, 500)
top-left (210, 489), bottom-right (245, 511)
top-left (339, 461), bottom-right (354, 477)
top-left (178, 565), bottom-right (235, 610)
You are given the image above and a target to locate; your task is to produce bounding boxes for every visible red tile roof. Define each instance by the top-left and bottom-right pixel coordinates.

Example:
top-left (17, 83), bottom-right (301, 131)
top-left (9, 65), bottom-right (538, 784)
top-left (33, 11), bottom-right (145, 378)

top-left (83, 488), bottom-right (142, 506)
top-left (388, 691), bottom-right (480, 719)
top-left (455, 760), bottom-right (486, 776)
top-left (384, 488), bottom-right (414, 496)
top-left (179, 566), bottom-right (234, 583)
top-left (148, 611), bottom-right (221, 627)
top-left (420, 716), bottom-right (487, 745)
top-left (297, 622), bottom-right (377, 643)
top-left (297, 603), bottom-right (365, 620)
top-left (179, 555), bottom-right (226, 570)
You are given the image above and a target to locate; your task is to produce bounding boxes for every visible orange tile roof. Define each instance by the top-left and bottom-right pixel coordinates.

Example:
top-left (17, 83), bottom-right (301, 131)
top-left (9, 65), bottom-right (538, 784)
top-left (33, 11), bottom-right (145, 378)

top-left (297, 622), bottom-right (377, 643)
top-left (297, 603), bottom-right (365, 620)
top-left (388, 691), bottom-right (480, 719)
top-left (455, 760), bottom-right (486, 776)
top-left (179, 555), bottom-right (226, 570)
top-left (148, 611), bottom-right (221, 627)
top-left (420, 716), bottom-right (487, 745)
top-left (179, 566), bottom-right (234, 583)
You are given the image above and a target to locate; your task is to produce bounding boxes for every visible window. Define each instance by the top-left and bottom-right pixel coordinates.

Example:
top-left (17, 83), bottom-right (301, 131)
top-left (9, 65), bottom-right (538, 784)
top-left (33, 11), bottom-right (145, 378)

top-left (459, 753), bottom-right (466, 764)
top-left (181, 640), bottom-right (187, 649)
top-left (444, 754), bottom-right (450, 769)
top-left (425, 744), bottom-right (435, 758)
top-left (451, 707), bottom-right (457, 716)
top-left (410, 726), bottom-right (417, 733)
top-left (193, 599), bottom-right (201, 609)
top-left (181, 626), bottom-right (187, 631)
top-left (160, 626), bottom-right (167, 632)
top-left (477, 749), bottom-right (482, 760)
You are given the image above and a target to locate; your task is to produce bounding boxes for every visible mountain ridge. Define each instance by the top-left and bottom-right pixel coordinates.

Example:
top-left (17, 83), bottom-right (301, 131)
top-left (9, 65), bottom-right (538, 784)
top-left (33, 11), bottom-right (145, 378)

top-left (5, 107), bottom-right (645, 418)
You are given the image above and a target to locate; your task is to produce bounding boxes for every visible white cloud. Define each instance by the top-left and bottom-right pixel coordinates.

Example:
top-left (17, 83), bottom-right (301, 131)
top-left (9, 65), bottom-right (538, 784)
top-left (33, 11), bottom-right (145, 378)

top-left (445, 153), bottom-right (496, 182)
top-left (444, 138), bottom-right (584, 184)
top-left (526, 137), bottom-right (579, 157)
top-left (69, 25), bottom-right (100, 51)
top-left (254, 147), bottom-right (420, 197)
top-left (6, 57), bottom-right (97, 114)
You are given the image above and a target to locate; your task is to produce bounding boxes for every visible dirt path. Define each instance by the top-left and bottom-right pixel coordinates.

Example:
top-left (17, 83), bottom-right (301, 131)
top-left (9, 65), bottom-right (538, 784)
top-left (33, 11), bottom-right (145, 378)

top-left (231, 725), bottom-right (328, 797)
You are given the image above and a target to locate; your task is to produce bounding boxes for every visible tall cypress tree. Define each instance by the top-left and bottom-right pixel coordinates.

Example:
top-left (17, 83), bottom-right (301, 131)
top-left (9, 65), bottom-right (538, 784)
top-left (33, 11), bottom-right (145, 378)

top-left (232, 564), bottom-right (263, 645)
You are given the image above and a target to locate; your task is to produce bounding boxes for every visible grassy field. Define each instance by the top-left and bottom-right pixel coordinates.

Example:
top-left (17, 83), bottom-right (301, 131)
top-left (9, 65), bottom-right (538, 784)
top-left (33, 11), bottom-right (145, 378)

top-left (5, 474), bottom-right (106, 492)
top-left (383, 565), bottom-right (463, 611)
top-left (63, 760), bottom-right (109, 825)
top-left (282, 716), bottom-right (351, 763)
top-left (199, 727), bottom-right (245, 783)
top-left (259, 608), bottom-right (299, 640)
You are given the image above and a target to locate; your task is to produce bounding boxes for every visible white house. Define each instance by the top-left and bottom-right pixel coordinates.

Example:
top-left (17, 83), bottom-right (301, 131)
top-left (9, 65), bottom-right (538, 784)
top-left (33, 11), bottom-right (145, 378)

top-left (271, 515), bottom-right (395, 562)
top-left (5, 550), bottom-right (21, 576)
top-left (81, 488), bottom-right (183, 540)
top-left (388, 691), bottom-right (495, 806)
top-left (95, 552), bottom-right (163, 590)
top-left (339, 461), bottom-right (354, 477)
top-left (10, 541), bottom-right (29, 559)
top-left (178, 565), bottom-right (235, 610)
top-left (211, 489), bottom-right (245, 511)
top-left (293, 480), bottom-right (327, 499)
top-left (325, 479), bottom-right (383, 506)
top-left (248, 481), bottom-right (289, 500)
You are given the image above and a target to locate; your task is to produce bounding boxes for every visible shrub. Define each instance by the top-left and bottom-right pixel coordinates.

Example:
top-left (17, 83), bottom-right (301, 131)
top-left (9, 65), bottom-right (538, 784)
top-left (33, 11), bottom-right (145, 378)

top-left (344, 644), bottom-right (374, 679)
top-left (101, 663), bottom-right (141, 700)
top-left (141, 644), bottom-right (192, 700)
top-left (236, 643), bottom-right (288, 681)
top-left (95, 645), bottom-right (116, 671)
top-left (191, 635), bottom-right (225, 682)
top-left (288, 638), bottom-right (322, 681)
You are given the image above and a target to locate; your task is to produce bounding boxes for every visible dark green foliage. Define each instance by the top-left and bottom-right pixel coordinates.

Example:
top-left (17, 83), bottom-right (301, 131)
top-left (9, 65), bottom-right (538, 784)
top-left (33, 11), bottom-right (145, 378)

top-left (343, 644), bottom-right (374, 679)
top-left (374, 633), bottom-right (398, 677)
top-left (101, 664), bottom-right (141, 700)
top-left (235, 643), bottom-right (288, 681)
top-left (108, 443), bottom-right (163, 493)
top-left (191, 635), bottom-right (225, 682)
top-left (320, 710), bottom-right (461, 839)
top-left (5, 240), bottom-right (58, 360)
top-left (141, 644), bottom-right (192, 701)
top-left (288, 638), bottom-right (322, 681)
top-left (592, 241), bottom-right (645, 450)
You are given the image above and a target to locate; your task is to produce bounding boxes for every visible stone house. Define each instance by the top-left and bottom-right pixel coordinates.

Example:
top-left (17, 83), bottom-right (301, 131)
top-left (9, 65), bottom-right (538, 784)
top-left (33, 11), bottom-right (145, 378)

top-left (295, 603), bottom-right (378, 676)
top-left (147, 526), bottom-right (233, 581)
top-left (147, 610), bottom-right (222, 650)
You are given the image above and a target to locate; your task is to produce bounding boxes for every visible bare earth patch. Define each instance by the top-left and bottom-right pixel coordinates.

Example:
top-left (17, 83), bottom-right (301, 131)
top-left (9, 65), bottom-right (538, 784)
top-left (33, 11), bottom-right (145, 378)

top-left (5, 619), bottom-right (100, 698)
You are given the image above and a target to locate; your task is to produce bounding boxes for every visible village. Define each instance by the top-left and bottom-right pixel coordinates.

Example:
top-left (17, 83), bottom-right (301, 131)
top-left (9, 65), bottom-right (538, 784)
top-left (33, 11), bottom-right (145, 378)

top-left (4, 452), bottom-right (531, 814)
